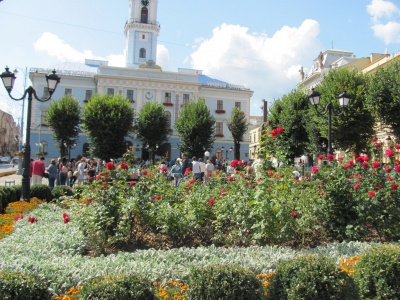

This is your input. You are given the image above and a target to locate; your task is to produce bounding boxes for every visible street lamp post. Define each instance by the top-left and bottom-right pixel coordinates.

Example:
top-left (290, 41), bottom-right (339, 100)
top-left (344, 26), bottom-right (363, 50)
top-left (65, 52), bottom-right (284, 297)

top-left (0, 67), bottom-right (60, 202)
top-left (308, 88), bottom-right (350, 155)
top-left (64, 142), bottom-right (77, 161)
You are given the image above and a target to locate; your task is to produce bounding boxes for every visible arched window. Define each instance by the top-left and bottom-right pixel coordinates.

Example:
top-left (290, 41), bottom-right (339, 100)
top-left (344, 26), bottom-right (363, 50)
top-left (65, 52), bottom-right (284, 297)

top-left (139, 48), bottom-right (146, 59)
top-left (165, 111), bottom-right (171, 129)
top-left (140, 7), bottom-right (148, 23)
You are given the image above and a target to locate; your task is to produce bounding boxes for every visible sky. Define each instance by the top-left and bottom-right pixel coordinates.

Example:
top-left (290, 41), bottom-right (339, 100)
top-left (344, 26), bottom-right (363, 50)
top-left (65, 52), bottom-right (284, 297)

top-left (1, 0), bottom-right (400, 125)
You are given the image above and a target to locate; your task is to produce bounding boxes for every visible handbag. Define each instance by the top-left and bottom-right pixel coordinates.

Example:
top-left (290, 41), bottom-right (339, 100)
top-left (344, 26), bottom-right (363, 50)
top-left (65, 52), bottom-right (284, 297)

top-left (43, 172), bottom-right (49, 178)
top-left (73, 170), bottom-right (79, 177)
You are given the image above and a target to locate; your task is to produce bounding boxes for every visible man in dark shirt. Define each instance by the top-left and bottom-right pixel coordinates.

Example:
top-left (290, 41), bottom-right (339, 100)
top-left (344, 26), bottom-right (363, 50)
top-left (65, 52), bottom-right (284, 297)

top-left (181, 153), bottom-right (189, 177)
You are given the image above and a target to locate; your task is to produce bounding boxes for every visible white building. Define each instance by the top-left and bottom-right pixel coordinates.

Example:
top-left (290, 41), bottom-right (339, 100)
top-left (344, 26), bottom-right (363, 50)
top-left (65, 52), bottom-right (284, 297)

top-left (29, 0), bottom-right (253, 162)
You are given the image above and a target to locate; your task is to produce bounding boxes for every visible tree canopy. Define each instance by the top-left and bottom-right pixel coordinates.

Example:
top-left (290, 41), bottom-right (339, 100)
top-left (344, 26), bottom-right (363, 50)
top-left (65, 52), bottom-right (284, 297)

top-left (174, 100), bottom-right (215, 159)
top-left (45, 96), bottom-right (81, 158)
top-left (82, 94), bottom-right (135, 161)
top-left (227, 107), bottom-right (248, 160)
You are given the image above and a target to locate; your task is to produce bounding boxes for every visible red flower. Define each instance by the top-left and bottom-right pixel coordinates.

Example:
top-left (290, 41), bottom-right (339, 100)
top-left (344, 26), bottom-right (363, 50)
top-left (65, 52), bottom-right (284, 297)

top-left (374, 184), bottom-right (383, 190)
top-left (161, 167), bottom-right (168, 173)
top-left (361, 161), bottom-right (369, 169)
top-left (395, 144), bottom-right (400, 150)
top-left (228, 176), bottom-right (234, 182)
top-left (353, 153), bottom-right (359, 157)
top-left (216, 169), bottom-right (220, 175)
top-left (387, 176), bottom-right (394, 181)
top-left (342, 160), bottom-right (354, 170)
top-left (209, 199), bottom-right (215, 206)
top-left (88, 177), bottom-right (94, 182)
top-left (318, 155), bottom-right (324, 160)
top-left (129, 181), bottom-right (135, 187)
top-left (268, 171), bottom-right (274, 176)
top-left (392, 183), bottom-right (399, 190)
top-left (276, 127), bottom-right (284, 133)
top-left (62, 213), bottom-right (69, 219)
top-left (208, 173), bottom-right (212, 177)
top-left (106, 162), bottom-right (115, 170)
top-left (63, 217), bottom-right (69, 224)
top-left (372, 137), bottom-right (378, 142)
top-left (384, 167), bottom-right (392, 173)
top-left (270, 127), bottom-right (284, 138)
top-left (338, 157), bottom-right (343, 162)
top-left (142, 170), bottom-right (148, 176)
top-left (189, 178), bottom-right (196, 184)
top-left (120, 163), bottom-right (128, 170)
top-left (385, 149), bottom-right (395, 157)
top-left (28, 216), bottom-right (38, 223)
top-left (311, 166), bottom-right (319, 174)
top-left (327, 154), bottom-right (335, 161)
top-left (14, 215), bottom-right (23, 221)
top-left (371, 161), bottom-right (381, 168)
top-left (230, 160), bottom-right (243, 168)
top-left (354, 183), bottom-right (360, 190)
top-left (185, 168), bottom-right (191, 175)
top-left (368, 191), bottom-right (376, 197)
top-left (155, 195), bottom-right (161, 200)
top-left (221, 188), bottom-right (226, 195)
top-left (275, 174), bottom-right (282, 178)
top-left (291, 212), bottom-right (297, 218)
top-left (375, 142), bottom-right (381, 149)
top-left (96, 175), bottom-right (101, 180)
top-left (395, 165), bottom-right (400, 172)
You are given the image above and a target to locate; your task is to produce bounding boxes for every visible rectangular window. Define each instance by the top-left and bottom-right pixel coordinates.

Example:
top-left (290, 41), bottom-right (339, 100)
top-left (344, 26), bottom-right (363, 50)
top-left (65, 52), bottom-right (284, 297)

top-left (164, 92), bottom-right (172, 103)
top-left (183, 93), bottom-right (190, 105)
top-left (217, 100), bottom-right (223, 110)
top-left (85, 90), bottom-right (93, 101)
top-left (127, 89), bottom-right (134, 101)
top-left (216, 122), bottom-right (223, 136)
top-left (235, 101), bottom-right (241, 110)
top-left (65, 88), bottom-right (72, 96)
top-left (107, 88), bottom-right (114, 96)
top-left (41, 110), bottom-right (47, 126)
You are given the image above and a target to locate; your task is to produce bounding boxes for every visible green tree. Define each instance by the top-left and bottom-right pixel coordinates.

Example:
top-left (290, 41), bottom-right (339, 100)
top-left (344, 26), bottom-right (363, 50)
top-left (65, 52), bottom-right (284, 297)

top-left (227, 107), bottom-right (248, 160)
top-left (82, 94), bottom-right (134, 161)
top-left (365, 59), bottom-right (400, 138)
top-left (45, 96), bottom-right (81, 157)
top-left (175, 100), bottom-right (215, 158)
top-left (137, 102), bottom-right (169, 162)
top-left (313, 68), bottom-right (374, 154)
top-left (268, 89), bottom-right (312, 162)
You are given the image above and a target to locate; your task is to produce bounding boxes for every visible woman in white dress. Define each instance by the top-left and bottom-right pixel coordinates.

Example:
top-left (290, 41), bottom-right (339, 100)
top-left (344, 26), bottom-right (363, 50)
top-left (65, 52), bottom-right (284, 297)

top-left (77, 157), bottom-right (87, 185)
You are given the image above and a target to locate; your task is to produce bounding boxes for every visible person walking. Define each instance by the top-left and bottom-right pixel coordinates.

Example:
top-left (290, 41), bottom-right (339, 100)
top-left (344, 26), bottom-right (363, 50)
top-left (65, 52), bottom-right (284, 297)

top-left (31, 156), bottom-right (46, 185)
top-left (169, 158), bottom-right (182, 187)
top-left (77, 157), bottom-right (87, 185)
top-left (181, 153), bottom-right (190, 177)
top-left (192, 156), bottom-right (201, 182)
top-left (59, 157), bottom-right (69, 186)
top-left (205, 159), bottom-right (214, 183)
top-left (47, 159), bottom-right (58, 190)
top-left (198, 158), bottom-right (206, 183)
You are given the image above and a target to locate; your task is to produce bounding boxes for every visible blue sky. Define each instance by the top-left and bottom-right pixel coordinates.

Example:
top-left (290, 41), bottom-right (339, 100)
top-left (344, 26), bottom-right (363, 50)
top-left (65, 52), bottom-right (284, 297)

top-left (1, 0), bottom-right (400, 124)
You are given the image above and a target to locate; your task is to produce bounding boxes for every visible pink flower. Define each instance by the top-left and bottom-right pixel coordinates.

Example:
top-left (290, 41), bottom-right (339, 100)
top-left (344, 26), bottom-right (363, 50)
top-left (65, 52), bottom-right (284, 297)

top-left (291, 212), bottom-right (297, 218)
top-left (371, 161), bottom-right (381, 168)
top-left (392, 183), bottom-right (399, 190)
top-left (385, 149), bottom-right (395, 157)
top-left (354, 183), bottom-right (360, 190)
top-left (368, 191), bottom-right (376, 197)
top-left (209, 199), bottom-right (215, 206)
top-left (327, 154), bottom-right (335, 161)
top-left (311, 166), bottom-right (319, 174)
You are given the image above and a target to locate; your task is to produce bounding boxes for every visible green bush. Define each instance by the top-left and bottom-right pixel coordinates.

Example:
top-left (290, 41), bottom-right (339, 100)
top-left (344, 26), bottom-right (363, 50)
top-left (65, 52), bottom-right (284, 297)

top-left (51, 185), bottom-right (74, 199)
top-left (354, 244), bottom-right (400, 299)
top-left (79, 273), bottom-right (156, 300)
top-left (30, 184), bottom-right (53, 202)
top-left (187, 264), bottom-right (263, 300)
top-left (266, 254), bottom-right (360, 300)
top-left (0, 269), bottom-right (52, 299)
top-left (10, 184), bottom-right (22, 202)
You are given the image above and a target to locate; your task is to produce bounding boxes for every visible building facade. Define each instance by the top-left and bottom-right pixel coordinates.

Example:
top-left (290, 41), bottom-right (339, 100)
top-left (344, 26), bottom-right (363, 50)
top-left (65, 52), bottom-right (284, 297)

top-left (0, 110), bottom-right (19, 156)
top-left (29, 0), bottom-right (253, 163)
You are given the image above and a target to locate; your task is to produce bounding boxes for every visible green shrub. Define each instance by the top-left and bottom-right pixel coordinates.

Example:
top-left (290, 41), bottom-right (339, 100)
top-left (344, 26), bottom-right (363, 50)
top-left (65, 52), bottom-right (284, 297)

top-left (51, 185), bottom-right (74, 199)
top-left (10, 184), bottom-right (22, 202)
top-left (187, 264), bottom-right (263, 300)
top-left (79, 273), bottom-right (156, 300)
top-left (266, 254), bottom-right (360, 300)
top-left (354, 244), bottom-right (400, 299)
top-left (0, 269), bottom-right (52, 299)
top-left (30, 184), bottom-right (53, 202)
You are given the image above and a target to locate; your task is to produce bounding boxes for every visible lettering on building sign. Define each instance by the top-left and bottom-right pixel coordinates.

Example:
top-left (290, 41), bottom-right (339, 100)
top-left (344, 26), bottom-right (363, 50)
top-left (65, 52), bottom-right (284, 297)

top-left (205, 82), bottom-right (248, 90)
top-left (117, 71), bottom-right (185, 81)
top-left (30, 68), bottom-right (95, 77)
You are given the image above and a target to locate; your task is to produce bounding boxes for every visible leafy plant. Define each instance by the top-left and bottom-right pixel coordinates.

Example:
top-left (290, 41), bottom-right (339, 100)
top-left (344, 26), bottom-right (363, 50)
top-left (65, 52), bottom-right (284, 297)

top-left (30, 184), bottom-right (54, 202)
top-left (187, 264), bottom-right (263, 300)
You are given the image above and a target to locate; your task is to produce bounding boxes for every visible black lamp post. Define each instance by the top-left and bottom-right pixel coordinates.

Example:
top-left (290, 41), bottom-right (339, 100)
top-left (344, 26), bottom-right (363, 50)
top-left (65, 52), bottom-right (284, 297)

top-left (308, 88), bottom-right (350, 155)
top-left (0, 67), bottom-right (60, 202)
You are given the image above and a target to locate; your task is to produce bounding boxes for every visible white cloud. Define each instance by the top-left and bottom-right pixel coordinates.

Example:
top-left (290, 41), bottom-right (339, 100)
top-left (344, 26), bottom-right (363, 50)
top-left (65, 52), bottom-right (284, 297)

top-left (367, 0), bottom-right (400, 44)
top-left (34, 32), bottom-right (125, 66)
top-left (156, 44), bottom-right (170, 69)
top-left (188, 20), bottom-right (322, 115)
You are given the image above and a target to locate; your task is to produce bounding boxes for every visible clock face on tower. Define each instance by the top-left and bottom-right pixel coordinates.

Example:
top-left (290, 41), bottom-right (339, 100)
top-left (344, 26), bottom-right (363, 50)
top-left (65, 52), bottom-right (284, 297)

top-left (141, 0), bottom-right (149, 7)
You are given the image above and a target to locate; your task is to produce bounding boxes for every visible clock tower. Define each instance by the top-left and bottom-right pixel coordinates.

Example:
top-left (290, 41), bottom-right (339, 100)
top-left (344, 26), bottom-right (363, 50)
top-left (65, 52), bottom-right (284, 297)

top-left (125, 0), bottom-right (160, 68)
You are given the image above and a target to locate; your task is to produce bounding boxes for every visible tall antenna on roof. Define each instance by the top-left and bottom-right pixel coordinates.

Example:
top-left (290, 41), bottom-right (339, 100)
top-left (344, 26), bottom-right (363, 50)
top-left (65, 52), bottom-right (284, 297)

top-left (331, 41), bottom-right (334, 49)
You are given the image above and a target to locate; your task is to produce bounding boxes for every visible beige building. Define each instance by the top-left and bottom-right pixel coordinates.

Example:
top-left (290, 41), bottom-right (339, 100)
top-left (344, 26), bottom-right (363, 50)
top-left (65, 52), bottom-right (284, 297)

top-left (0, 110), bottom-right (19, 156)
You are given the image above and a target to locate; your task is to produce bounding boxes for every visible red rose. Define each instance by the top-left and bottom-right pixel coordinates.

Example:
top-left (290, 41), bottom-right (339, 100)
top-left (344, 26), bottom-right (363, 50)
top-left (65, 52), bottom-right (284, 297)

top-left (371, 161), bottom-right (380, 168)
top-left (155, 195), bottom-right (161, 200)
top-left (318, 155), bottom-right (324, 160)
top-left (14, 215), bottom-right (23, 221)
top-left (327, 154), bottom-right (335, 161)
top-left (62, 213), bottom-right (69, 219)
top-left (221, 188), bottom-right (226, 195)
top-left (392, 183), bottom-right (399, 190)
top-left (372, 137), bottom-right (377, 142)
top-left (395, 144), bottom-right (400, 150)
top-left (88, 177), bottom-right (94, 182)
top-left (361, 161), bottom-right (369, 169)
top-left (63, 217), bottom-right (69, 224)
top-left (385, 149), bottom-right (395, 157)
top-left (185, 168), bottom-right (191, 175)
top-left (142, 170), bottom-right (148, 176)
top-left (129, 181), bottom-right (135, 187)
top-left (368, 191), bottom-right (376, 197)
top-left (106, 162), bottom-right (115, 170)
top-left (375, 142), bottom-right (381, 149)
top-left (311, 166), bottom-right (319, 174)
top-left (189, 178), bottom-right (196, 184)
top-left (120, 163), bottom-right (128, 170)
top-left (384, 167), bottom-right (392, 173)
top-left (209, 199), bottom-right (215, 206)
top-left (161, 167), bottom-right (168, 173)
top-left (291, 212), bottom-right (297, 218)
top-left (395, 166), bottom-right (400, 173)
top-left (354, 183), bottom-right (360, 190)
top-left (228, 176), bottom-right (234, 182)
